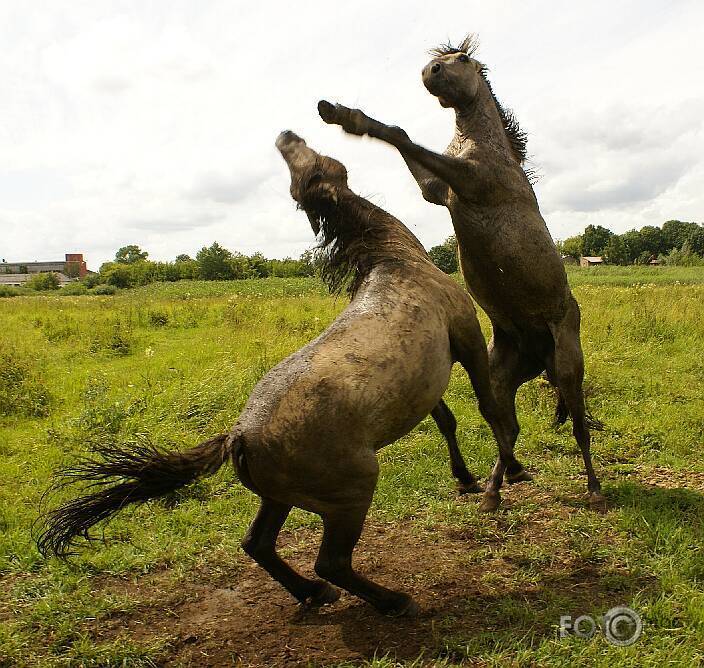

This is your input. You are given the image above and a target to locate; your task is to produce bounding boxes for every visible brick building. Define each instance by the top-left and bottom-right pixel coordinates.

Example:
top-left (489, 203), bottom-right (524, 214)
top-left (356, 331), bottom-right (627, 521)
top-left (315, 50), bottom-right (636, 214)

top-left (0, 253), bottom-right (89, 286)
top-left (0, 253), bottom-right (88, 278)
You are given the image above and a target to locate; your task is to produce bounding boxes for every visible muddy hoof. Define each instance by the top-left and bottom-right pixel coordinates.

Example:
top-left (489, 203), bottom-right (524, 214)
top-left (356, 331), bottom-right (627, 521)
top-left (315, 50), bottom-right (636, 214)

top-left (383, 594), bottom-right (420, 618)
top-left (479, 493), bottom-right (501, 513)
top-left (457, 481), bottom-right (483, 495)
top-left (304, 582), bottom-right (340, 608)
top-left (318, 100), bottom-right (336, 124)
top-left (506, 469), bottom-right (533, 484)
top-left (588, 491), bottom-right (608, 511)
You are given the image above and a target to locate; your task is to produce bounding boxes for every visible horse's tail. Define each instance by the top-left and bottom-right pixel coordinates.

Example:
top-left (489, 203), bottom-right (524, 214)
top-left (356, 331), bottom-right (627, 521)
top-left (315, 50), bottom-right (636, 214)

top-left (553, 388), bottom-right (605, 431)
top-left (37, 434), bottom-right (232, 558)
top-left (553, 388), bottom-right (570, 427)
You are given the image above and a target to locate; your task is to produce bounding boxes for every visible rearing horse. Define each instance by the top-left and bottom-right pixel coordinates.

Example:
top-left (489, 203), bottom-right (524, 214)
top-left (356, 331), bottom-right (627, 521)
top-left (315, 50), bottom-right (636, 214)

top-left (38, 132), bottom-right (525, 616)
top-left (318, 34), bottom-right (604, 508)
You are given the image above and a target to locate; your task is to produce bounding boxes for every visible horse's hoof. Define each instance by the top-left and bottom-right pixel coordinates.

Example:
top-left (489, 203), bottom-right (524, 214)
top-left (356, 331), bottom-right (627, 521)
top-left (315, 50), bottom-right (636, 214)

top-left (383, 595), bottom-right (420, 617)
top-left (479, 493), bottom-right (501, 513)
top-left (304, 582), bottom-right (340, 607)
top-left (588, 491), bottom-right (608, 511)
top-left (318, 100), bottom-right (336, 123)
top-left (457, 481), bottom-right (483, 495)
top-left (506, 469), bottom-right (533, 484)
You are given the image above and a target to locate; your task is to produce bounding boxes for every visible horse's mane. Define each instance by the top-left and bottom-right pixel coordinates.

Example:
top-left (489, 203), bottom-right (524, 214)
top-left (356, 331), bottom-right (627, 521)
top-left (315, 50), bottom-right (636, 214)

top-left (301, 189), bottom-right (428, 298)
top-left (430, 34), bottom-right (528, 164)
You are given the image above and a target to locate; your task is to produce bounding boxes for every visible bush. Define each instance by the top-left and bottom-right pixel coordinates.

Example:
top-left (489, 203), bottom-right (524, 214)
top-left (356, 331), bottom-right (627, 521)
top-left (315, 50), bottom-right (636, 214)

top-left (92, 284), bottom-right (117, 296)
top-left (0, 348), bottom-right (51, 417)
top-left (60, 282), bottom-right (88, 296)
top-left (25, 273), bottom-right (60, 291)
top-left (83, 273), bottom-right (102, 288)
top-left (0, 286), bottom-right (22, 298)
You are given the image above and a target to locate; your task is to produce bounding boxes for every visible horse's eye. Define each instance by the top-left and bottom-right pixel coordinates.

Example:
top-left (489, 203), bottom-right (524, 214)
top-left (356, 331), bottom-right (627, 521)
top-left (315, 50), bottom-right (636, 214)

top-left (458, 54), bottom-right (469, 63)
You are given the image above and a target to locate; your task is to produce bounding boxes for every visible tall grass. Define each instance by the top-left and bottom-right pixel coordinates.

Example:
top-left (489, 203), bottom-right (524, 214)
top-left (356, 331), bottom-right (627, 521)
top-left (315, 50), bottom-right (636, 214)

top-left (0, 269), bottom-right (703, 666)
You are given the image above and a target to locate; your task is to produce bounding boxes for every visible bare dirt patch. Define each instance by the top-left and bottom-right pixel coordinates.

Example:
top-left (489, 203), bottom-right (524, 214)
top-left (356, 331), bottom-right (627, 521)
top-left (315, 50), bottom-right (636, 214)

top-left (85, 483), bottom-right (661, 667)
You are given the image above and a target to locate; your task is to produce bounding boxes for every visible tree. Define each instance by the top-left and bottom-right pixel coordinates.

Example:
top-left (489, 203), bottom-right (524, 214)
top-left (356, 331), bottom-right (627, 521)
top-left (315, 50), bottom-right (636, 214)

top-left (603, 235), bottom-right (628, 265)
top-left (638, 226), bottom-right (666, 258)
top-left (175, 254), bottom-right (193, 263)
top-left (100, 262), bottom-right (133, 288)
top-left (428, 236), bottom-right (458, 273)
top-left (557, 235), bottom-right (583, 259)
top-left (687, 226), bottom-right (704, 256)
top-left (620, 230), bottom-right (644, 264)
top-left (196, 242), bottom-right (234, 280)
top-left (115, 245), bottom-right (148, 264)
top-left (581, 225), bottom-right (612, 257)
top-left (661, 220), bottom-right (699, 251)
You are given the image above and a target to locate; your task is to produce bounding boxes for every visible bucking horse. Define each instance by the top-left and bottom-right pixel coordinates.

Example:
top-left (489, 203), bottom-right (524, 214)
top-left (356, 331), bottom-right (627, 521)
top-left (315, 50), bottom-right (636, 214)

top-left (318, 34), bottom-right (604, 508)
top-left (37, 132), bottom-right (528, 616)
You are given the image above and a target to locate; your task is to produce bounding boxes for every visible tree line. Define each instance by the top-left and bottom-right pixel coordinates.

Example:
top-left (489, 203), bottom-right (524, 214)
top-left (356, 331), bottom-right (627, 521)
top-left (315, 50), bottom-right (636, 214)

top-left (556, 220), bottom-right (704, 265)
top-left (92, 243), bottom-right (316, 288)
top-left (425, 220), bottom-right (704, 274)
top-left (13, 218), bottom-right (704, 295)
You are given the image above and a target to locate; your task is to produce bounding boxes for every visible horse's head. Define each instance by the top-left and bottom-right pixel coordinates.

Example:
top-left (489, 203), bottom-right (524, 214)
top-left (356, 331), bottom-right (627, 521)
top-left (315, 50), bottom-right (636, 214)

top-left (422, 35), bottom-right (484, 110)
top-left (276, 131), bottom-right (348, 234)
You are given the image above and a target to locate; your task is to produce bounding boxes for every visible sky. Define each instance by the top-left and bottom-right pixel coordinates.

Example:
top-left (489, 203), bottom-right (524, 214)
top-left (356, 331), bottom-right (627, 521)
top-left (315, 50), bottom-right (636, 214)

top-left (1, 1), bottom-right (703, 270)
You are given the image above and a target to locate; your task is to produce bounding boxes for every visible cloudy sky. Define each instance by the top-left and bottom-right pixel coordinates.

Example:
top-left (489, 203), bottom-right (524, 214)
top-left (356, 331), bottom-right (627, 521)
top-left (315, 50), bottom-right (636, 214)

top-left (2, 1), bottom-right (703, 269)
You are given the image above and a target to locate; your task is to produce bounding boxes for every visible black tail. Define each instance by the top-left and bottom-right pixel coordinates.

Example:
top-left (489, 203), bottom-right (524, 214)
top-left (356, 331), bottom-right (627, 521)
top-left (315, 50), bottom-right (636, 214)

top-left (37, 434), bottom-right (230, 558)
top-left (553, 388), bottom-right (605, 431)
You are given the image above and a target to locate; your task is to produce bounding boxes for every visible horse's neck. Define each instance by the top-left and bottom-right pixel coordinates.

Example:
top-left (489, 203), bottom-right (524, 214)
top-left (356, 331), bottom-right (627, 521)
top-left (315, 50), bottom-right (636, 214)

top-left (449, 85), bottom-right (515, 162)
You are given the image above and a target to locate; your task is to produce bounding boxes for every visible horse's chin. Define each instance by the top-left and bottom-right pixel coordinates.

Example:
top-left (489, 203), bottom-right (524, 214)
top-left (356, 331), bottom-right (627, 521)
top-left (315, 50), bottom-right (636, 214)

top-left (437, 96), bottom-right (453, 108)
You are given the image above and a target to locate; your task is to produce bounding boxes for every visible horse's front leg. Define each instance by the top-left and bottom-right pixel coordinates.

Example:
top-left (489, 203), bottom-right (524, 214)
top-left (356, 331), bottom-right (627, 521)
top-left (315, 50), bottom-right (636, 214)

top-left (318, 100), bottom-right (469, 202)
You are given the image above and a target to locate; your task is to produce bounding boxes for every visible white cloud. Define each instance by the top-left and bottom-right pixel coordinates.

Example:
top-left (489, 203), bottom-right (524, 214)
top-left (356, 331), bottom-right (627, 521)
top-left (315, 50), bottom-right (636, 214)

top-left (0, 0), bottom-right (703, 268)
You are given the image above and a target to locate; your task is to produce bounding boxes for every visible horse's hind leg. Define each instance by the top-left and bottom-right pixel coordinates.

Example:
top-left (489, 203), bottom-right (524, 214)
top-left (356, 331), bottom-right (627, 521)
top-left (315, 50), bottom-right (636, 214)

top-left (241, 498), bottom-right (340, 606)
top-left (315, 504), bottom-right (419, 617)
top-left (455, 325), bottom-right (541, 511)
top-left (431, 399), bottom-right (482, 494)
top-left (546, 299), bottom-right (604, 505)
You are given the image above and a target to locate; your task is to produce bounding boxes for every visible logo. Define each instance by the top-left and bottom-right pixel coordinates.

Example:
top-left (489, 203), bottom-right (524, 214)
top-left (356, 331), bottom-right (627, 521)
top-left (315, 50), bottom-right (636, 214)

top-left (560, 606), bottom-right (642, 646)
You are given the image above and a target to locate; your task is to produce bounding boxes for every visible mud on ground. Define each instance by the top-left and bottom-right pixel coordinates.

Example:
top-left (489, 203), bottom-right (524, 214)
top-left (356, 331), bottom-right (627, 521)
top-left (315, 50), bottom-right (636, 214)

top-left (82, 475), bottom-right (682, 668)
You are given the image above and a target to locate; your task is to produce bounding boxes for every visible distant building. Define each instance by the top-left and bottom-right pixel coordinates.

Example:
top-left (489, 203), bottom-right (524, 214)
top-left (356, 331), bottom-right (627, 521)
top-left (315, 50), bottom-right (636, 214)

top-left (579, 256), bottom-right (604, 267)
top-left (1, 253), bottom-right (88, 277)
top-left (0, 272), bottom-right (74, 287)
top-left (0, 253), bottom-right (89, 286)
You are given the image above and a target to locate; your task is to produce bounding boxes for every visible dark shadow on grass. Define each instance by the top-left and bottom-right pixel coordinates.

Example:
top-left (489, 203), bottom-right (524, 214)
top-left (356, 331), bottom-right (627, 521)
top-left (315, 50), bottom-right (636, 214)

top-left (288, 564), bottom-right (657, 663)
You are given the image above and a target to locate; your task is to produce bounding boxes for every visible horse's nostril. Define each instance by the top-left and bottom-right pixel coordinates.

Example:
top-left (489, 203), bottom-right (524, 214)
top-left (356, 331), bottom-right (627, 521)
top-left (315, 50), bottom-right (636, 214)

top-left (431, 63), bottom-right (441, 74)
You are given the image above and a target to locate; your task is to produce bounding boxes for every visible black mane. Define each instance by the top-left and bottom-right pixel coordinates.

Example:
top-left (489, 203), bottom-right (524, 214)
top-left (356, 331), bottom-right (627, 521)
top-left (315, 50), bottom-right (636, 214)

top-left (301, 191), bottom-right (428, 298)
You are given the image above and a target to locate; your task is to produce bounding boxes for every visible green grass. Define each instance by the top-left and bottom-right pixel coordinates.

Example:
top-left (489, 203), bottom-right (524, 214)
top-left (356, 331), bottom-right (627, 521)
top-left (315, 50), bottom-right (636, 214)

top-left (1, 269), bottom-right (703, 666)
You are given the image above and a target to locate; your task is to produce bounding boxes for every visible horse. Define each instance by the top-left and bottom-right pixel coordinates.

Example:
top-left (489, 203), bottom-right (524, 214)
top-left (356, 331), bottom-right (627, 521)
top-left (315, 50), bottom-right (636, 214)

top-left (317, 34), bottom-right (604, 509)
top-left (37, 131), bottom-right (526, 616)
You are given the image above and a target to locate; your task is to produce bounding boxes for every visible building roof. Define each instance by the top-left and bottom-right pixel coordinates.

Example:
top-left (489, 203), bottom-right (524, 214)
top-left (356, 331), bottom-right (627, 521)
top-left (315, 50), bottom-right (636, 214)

top-left (581, 256), bottom-right (604, 263)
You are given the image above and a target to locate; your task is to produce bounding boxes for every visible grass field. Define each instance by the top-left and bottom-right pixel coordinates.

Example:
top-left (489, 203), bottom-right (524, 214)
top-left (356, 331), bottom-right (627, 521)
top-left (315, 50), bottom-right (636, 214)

top-left (1, 266), bottom-right (703, 667)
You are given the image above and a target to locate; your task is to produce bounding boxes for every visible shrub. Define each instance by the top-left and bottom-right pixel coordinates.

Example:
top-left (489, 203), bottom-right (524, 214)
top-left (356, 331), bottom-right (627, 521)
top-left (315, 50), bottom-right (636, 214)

top-left (83, 273), bottom-right (102, 288)
top-left (0, 348), bottom-right (51, 417)
top-left (25, 272), bottom-right (60, 291)
top-left (92, 284), bottom-right (117, 296)
top-left (60, 282), bottom-right (88, 296)
top-left (148, 309), bottom-right (169, 327)
top-left (0, 286), bottom-right (21, 298)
